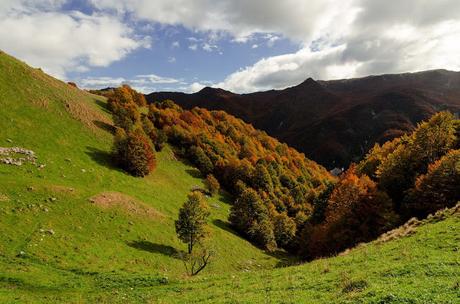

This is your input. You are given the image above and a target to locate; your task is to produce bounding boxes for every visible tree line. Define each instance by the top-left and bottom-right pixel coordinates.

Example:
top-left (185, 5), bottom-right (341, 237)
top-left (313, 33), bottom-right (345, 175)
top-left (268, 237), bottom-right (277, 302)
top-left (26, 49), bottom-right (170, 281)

top-left (95, 85), bottom-right (460, 262)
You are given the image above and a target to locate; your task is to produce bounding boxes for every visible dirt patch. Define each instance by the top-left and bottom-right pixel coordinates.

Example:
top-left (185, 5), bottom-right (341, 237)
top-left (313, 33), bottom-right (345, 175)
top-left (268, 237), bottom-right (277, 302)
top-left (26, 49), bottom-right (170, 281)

top-left (89, 191), bottom-right (164, 219)
top-left (0, 194), bottom-right (9, 202)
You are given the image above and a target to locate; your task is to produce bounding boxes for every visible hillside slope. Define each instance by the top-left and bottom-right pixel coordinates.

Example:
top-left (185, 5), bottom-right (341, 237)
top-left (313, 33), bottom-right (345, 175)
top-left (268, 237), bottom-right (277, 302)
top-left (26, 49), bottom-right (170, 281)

top-left (4, 202), bottom-right (459, 303)
top-left (0, 51), bottom-right (284, 294)
top-left (147, 70), bottom-right (460, 168)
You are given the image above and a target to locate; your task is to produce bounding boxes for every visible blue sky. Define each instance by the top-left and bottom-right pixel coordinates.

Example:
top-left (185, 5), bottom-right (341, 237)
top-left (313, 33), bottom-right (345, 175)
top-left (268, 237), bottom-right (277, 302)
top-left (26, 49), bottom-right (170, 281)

top-left (70, 23), bottom-right (299, 93)
top-left (1, 0), bottom-right (460, 93)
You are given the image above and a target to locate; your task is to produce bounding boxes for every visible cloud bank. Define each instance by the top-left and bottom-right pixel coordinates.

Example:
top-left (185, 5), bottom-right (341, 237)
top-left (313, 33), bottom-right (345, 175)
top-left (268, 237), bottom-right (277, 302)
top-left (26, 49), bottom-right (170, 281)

top-left (1, 0), bottom-right (460, 92)
top-left (0, 0), bottom-right (149, 78)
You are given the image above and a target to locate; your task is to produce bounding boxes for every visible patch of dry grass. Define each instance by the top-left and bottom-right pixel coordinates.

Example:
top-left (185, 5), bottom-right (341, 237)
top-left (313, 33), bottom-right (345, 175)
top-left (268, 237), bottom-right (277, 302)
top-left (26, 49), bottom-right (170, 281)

top-left (89, 191), bottom-right (165, 219)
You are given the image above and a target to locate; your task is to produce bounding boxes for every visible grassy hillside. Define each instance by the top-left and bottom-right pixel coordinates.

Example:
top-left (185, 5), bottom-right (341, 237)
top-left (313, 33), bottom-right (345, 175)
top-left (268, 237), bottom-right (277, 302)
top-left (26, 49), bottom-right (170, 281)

top-left (0, 51), bottom-right (284, 299)
top-left (1, 51), bottom-right (458, 303)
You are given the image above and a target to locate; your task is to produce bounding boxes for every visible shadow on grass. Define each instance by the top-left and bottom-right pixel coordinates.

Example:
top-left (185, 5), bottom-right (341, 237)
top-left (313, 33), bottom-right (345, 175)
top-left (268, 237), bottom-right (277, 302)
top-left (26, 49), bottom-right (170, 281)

top-left (93, 120), bottom-right (115, 134)
top-left (186, 168), bottom-right (202, 178)
top-left (127, 240), bottom-right (183, 259)
top-left (85, 146), bottom-right (123, 173)
top-left (217, 191), bottom-right (233, 205)
top-left (212, 219), bottom-right (298, 268)
top-left (212, 219), bottom-right (241, 237)
top-left (93, 98), bottom-right (111, 114)
top-left (271, 250), bottom-right (300, 268)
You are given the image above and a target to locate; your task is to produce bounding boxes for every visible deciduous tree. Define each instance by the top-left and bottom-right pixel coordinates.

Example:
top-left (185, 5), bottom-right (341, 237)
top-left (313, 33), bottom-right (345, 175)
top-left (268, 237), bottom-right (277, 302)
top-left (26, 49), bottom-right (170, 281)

top-left (175, 192), bottom-right (210, 254)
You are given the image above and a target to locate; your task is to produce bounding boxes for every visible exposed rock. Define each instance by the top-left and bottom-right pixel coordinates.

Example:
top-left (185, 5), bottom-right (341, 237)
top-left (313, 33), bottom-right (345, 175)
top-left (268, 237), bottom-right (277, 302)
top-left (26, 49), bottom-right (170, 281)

top-left (0, 147), bottom-right (38, 166)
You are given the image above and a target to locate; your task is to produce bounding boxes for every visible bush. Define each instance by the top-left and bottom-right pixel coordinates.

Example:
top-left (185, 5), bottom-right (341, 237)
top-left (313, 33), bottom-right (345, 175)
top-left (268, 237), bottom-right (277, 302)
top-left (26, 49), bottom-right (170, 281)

top-left (114, 128), bottom-right (156, 177)
top-left (205, 174), bottom-right (220, 196)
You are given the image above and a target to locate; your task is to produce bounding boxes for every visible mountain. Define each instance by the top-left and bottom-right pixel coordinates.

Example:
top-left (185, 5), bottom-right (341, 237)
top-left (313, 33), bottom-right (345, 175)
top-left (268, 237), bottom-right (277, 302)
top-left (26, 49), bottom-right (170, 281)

top-left (147, 70), bottom-right (460, 168)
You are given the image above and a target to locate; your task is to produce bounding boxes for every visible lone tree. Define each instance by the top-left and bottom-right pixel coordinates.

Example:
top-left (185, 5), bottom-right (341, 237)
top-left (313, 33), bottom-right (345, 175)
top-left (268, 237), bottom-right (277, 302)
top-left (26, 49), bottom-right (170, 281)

top-left (175, 191), bottom-right (210, 254)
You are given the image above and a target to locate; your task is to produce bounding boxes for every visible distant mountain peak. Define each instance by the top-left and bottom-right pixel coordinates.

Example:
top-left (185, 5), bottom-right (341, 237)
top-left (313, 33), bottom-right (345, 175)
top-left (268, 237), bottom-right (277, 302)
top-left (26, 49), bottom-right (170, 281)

top-left (198, 86), bottom-right (235, 97)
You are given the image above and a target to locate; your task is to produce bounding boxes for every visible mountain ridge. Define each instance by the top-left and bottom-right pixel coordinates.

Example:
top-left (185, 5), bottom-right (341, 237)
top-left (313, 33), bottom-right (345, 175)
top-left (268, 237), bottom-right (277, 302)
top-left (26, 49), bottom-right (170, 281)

top-left (147, 69), bottom-right (460, 168)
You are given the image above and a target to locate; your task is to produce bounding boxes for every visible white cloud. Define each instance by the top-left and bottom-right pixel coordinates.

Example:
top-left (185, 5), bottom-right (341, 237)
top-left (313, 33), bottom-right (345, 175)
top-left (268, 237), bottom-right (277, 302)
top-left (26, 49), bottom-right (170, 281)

top-left (216, 45), bottom-right (355, 92)
top-left (79, 73), bottom-right (184, 93)
top-left (135, 74), bottom-right (180, 84)
top-left (168, 56), bottom-right (176, 63)
top-left (80, 76), bottom-right (126, 88)
top-left (89, 0), bottom-right (354, 43)
top-left (251, 44), bottom-right (258, 49)
top-left (210, 0), bottom-right (460, 92)
top-left (202, 43), bottom-right (218, 52)
top-left (0, 1), bottom-right (149, 79)
top-left (188, 82), bottom-right (207, 93)
top-left (4, 0), bottom-right (460, 93)
top-left (264, 34), bottom-right (280, 47)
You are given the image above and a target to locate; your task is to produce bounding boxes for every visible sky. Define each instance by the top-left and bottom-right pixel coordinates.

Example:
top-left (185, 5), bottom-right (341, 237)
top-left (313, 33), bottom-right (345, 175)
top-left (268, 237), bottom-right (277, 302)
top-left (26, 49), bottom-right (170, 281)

top-left (1, 0), bottom-right (460, 94)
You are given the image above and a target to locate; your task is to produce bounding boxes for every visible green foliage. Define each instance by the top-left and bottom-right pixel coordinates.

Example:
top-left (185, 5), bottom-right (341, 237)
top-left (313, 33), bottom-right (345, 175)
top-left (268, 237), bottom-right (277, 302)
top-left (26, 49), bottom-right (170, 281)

top-left (175, 192), bottom-right (210, 254)
top-left (229, 188), bottom-right (276, 250)
top-left (252, 163), bottom-right (273, 192)
top-left (403, 149), bottom-right (460, 218)
top-left (0, 51), bottom-right (287, 302)
top-left (357, 138), bottom-right (400, 179)
top-left (310, 182), bottom-right (335, 224)
top-left (189, 145), bottom-right (214, 175)
top-left (112, 101), bottom-right (141, 132)
top-left (1, 51), bottom-right (459, 303)
top-left (154, 129), bottom-right (167, 151)
top-left (145, 101), bottom-right (333, 250)
top-left (378, 112), bottom-right (457, 204)
top-left (273, 213), bottom-right (297, 248)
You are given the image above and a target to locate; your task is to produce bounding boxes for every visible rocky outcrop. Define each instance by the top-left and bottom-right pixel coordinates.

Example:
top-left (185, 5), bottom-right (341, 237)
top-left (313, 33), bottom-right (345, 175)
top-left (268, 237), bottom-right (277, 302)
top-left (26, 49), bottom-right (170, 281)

top-left (0, 147), bottom-right (37, 166)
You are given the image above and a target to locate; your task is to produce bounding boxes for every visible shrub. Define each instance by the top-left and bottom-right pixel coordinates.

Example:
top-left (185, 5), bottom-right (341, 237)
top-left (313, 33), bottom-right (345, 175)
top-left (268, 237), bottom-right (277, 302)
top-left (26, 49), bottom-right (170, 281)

top-left (205, 174), bottom-right (220, 196)
top-left (114, 128), bottom-right (156, 177)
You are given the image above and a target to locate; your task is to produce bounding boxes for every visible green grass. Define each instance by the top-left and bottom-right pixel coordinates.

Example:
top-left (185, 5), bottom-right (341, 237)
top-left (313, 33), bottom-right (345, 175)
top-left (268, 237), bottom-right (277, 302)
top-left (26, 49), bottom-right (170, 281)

top-left (0, 51), bottom-right (458, 303)
top-left (0, 51), bottom-right (283, 300)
